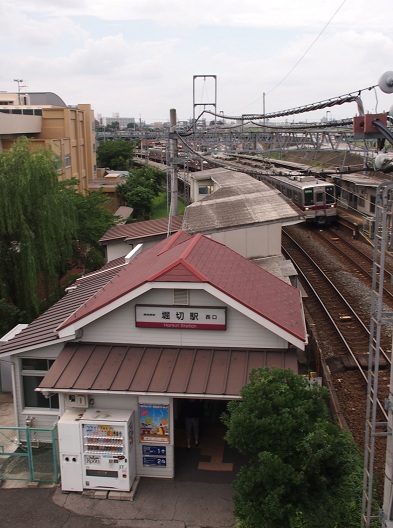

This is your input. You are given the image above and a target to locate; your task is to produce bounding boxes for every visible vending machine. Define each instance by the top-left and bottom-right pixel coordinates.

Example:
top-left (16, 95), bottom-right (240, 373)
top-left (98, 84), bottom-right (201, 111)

top-left (80, 408), bottom-right (136, 491)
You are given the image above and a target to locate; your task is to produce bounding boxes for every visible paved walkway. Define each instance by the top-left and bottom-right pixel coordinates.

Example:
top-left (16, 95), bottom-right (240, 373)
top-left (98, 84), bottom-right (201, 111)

top-left (0, 393), bottom-right (236, 527)
top-left (54, 478), bottom-right (235, 528)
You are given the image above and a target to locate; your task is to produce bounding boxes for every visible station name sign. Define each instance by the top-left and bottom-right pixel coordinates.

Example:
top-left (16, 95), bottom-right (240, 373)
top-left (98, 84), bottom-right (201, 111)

top-left (135, 305), bottom-right (226, 330)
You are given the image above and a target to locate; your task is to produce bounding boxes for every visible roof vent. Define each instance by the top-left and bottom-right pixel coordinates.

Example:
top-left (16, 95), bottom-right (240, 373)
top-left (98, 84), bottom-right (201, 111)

top-left (174, 289), bottom-right (189, 305)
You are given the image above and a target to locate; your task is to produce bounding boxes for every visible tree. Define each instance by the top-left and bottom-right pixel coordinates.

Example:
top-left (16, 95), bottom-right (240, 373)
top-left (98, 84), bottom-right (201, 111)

top-left (222, 367), bottom-right (363, 528)
top-left (0, 140), bottom-right (120, 332)
top-left (60, 180), bottom-right (120, 271)
top-left (96, 139), bottom-right (135, 170)
top-left (116, 166), bottom-right (166, 220)
top-left (0, 137), bottom-right (77, 321)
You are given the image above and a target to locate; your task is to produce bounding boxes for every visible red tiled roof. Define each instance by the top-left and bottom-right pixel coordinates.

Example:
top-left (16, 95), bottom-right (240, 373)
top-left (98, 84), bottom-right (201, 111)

top-left (99, 215), bottom-right (183, 244)
top-left (0, 230), bottom-right (306, 355)
top-left (39, 342), bottom-right (298, 397)
top-left (0, 264), bottom-right (123, 354)
top-left (58, 230), bottom-right (306, 342)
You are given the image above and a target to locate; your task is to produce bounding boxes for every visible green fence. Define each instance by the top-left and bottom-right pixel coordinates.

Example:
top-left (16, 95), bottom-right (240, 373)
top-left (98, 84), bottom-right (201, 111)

top-left (0, 426), bottom-right (59, 484)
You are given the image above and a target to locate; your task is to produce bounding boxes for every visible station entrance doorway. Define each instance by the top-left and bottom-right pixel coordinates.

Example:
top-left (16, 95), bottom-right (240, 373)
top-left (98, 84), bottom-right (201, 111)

top-left (173, 398), bottom-right (244, 482)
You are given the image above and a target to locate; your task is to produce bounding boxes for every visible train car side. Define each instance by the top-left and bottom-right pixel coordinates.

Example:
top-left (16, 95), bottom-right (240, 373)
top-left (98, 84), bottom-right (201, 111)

top-left (259, 173), bottom-right (337, 224)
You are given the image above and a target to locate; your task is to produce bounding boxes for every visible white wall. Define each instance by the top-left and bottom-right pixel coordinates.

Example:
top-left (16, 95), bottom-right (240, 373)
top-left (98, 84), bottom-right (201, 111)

top-left (13, 343), bottom-right (64, 429)
top-left (106, 242), bottom-right (133, 262)
top-left (106, 239), bottom-right (164, 264)
top-left (81, 288), bottom-right (287, 349)
top-left (190, 178), bottom-right (218, 203)
top-left (210, 223), bottom-right (282, 259)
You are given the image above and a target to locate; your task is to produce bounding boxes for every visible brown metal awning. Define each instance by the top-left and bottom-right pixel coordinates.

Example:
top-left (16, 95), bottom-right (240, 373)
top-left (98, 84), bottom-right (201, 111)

top-left (39, 342), bottom-right (298, 398)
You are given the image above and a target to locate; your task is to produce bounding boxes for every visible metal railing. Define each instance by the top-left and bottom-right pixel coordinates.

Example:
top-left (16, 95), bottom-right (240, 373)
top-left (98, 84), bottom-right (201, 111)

top-left (0, 425), bottom-right (58, 484)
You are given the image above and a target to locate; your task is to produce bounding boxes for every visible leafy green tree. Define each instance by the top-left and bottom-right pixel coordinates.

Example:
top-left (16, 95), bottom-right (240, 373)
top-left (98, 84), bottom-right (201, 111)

top-left (60, 181), bottom-right (120, 271)
top-left (0, 137), bottom-right (77, 321)
top-left (0, 139), bottom-right (120, 333)
top-left (116, 166), bottom-right (166, 220)
top-left (222, 367), bottom-right (363, 528)
top-left (0, 299), bottom-right (22, 337)
top-left (96, 139), bottom-right (135, 170)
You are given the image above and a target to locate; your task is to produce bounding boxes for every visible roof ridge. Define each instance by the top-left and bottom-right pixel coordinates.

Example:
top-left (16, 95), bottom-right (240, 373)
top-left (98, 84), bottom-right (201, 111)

top-left (149, 233), bottom-right (207, 282)
top-left (157, 230), bottom-right (187, 255)
top-left (179, 233), bottom-right (203, 260)
top-left (147, 257), bottom-right (207, 283)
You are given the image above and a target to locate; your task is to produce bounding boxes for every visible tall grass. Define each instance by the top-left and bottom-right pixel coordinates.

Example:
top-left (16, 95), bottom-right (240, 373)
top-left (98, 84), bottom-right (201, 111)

top-left (151, 192), bottom-right (185, 219)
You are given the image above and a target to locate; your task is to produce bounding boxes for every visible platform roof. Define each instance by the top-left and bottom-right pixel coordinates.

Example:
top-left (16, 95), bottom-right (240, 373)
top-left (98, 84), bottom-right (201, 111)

top-left (38, 342), bottom-right (298, 398)
top-left (183, 168), bottom-right (304, 234)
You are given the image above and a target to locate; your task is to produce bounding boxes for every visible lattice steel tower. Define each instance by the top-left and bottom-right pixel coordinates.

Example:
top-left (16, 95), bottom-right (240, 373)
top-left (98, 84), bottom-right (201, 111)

top-left (362, 182), bottom-right (393, 528)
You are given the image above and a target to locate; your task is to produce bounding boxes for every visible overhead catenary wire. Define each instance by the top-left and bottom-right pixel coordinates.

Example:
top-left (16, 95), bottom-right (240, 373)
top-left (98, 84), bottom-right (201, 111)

top-left (266, 0), bottom-right (349, 96)
top-left (197, 88), bottom-right (370, 123)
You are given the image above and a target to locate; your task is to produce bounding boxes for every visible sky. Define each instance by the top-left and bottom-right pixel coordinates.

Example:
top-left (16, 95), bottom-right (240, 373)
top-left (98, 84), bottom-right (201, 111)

top-left (2, 0), bottom-right (393, 124)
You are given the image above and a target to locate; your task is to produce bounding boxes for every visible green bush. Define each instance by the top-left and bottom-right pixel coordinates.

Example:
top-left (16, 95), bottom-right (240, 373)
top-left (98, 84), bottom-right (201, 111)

top-left (222, 367), bottom-right (363, 528)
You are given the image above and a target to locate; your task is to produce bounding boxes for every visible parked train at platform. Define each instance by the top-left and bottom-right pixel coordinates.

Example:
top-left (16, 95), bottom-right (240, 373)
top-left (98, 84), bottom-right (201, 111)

top-left (222, 153), bottom-right (338, 224)
top-left (258, 172), bottom-right (337, 224)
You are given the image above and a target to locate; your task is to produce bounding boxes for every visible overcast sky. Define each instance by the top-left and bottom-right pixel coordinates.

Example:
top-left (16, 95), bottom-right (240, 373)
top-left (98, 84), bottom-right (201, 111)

top-left (2, 0), bottom-right (393, 124)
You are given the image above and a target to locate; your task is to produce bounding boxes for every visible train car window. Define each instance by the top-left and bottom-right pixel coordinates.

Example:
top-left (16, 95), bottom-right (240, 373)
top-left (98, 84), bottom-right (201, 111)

top-left (325, 186), bottom-right (335, 204)
top-left (304, 189), bottom-right (314, 205)
top-left (316, 192), bottom-right (324, 202)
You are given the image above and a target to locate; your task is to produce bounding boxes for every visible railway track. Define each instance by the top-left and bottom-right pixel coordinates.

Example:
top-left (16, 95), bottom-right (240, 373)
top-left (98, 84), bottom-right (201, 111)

top-left (282, 224), bottom-right (391, 495)
top-left (313, 226), bottom-right (393, 304)
top-left (282, 228), bottom-right (390, 377)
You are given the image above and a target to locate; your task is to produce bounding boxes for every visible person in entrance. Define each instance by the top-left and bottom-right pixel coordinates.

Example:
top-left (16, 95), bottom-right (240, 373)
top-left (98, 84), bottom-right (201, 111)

top-left (185, 399), bottom-right (201, 449)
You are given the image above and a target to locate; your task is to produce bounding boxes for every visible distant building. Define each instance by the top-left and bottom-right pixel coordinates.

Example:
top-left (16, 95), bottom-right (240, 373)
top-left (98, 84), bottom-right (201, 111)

top-left (0, 91), bottom-right (96, 194)
top-left (99, 115), bottom-right (136, 129)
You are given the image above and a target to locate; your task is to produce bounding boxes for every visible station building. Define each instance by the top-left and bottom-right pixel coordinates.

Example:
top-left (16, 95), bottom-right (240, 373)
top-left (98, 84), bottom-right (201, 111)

top-left (0, 164), bottom-right (308, 488)
top-left (0, 229), bottom-right (307, 485)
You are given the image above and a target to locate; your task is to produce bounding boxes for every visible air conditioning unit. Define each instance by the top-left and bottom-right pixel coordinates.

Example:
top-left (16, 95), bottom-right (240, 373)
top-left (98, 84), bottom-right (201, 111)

top-left (68, 394), bottom-right (88, 408)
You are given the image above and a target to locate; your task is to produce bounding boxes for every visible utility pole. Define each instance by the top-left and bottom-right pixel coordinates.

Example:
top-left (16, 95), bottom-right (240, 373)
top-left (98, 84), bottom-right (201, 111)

top-left (168, 109), bottom-right (178, 221)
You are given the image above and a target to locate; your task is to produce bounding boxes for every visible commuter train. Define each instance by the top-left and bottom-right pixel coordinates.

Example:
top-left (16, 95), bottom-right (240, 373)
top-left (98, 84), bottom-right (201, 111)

top-left (258, 172), bottom-right (337, 224)
top-left (221, 153), bottom-right (337, 225)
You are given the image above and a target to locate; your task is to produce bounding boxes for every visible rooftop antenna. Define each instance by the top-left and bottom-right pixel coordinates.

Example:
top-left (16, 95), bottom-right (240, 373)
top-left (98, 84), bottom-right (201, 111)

top-left (13, 79), bottom-right (27, 104)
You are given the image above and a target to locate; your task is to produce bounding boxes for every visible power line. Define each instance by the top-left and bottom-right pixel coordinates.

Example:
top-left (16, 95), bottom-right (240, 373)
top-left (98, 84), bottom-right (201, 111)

top-left (266, 0), bottom-right (349, 96)
top-left (238, 0), bottom-right (350, 112)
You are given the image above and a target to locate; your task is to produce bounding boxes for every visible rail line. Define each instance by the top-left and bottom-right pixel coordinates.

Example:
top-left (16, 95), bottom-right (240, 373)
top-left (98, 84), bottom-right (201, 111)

top-left (313, 227), bottom-right (393, 303)
top-left (282, 229), bottom-right (389, 421)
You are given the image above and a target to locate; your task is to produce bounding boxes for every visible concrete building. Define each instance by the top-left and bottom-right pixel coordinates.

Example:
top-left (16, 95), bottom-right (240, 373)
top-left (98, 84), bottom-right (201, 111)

top-left (0, 91), bottom-right (96, 194)
top-left (183, 167), bottom-right (305, 261)
top-left (98, 114), bottom-right (135, 129)
top-left (100, 168), bottom-right (305, 266)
